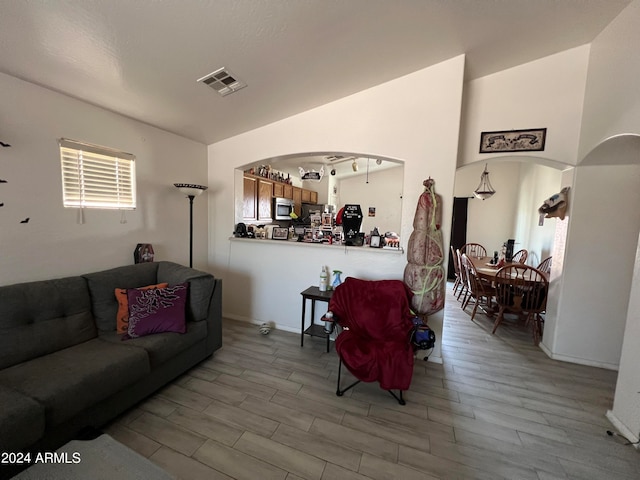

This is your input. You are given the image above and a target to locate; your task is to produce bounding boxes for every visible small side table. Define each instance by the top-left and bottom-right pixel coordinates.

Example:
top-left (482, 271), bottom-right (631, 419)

top-left (300, 286), bottom-right (334, 352)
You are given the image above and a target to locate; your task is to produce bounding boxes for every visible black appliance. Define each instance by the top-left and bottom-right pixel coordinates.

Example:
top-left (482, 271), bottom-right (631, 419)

top-left (505, 239), bottom-right (515, 262)
top-left (300, 203), bottom-right (323, 224)
top-left (342, 204), bottom-right (364, 246)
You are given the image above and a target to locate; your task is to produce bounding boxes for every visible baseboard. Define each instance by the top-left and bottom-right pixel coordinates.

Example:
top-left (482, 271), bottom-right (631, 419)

top-left (539, 342), bottom-right (619, 371)
top-left (223, 314), bottom-right (316, 335)
top-left (606, 410), bottom-right (640, 449)
top-left (224, 314), bottom-right (443, 364)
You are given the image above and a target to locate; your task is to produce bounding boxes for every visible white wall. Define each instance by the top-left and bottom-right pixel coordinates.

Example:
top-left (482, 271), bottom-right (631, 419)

top-left (337, 166), bottom-right (404, 235)
top-left (609, 232), bottom-right (640, 442)
top-left (558, 0), bottom-right (640, 441)
top-left (459, 45), bottom-right (590, 168)
top-left (0, 72), bottom-right (208, 285)
top-left (578, 0), bottom-right (640, 160)
top-left (454, 162), bottom-right (521, 253)
top-left (513, 163), bottom-right (563, 266)
top-left (209, 56), bottom-right (467, 363)
top-left (547, 164), bottom-right (640, 369)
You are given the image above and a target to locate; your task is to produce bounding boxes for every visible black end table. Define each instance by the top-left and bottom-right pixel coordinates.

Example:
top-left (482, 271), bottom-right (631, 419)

top-left (300, 286), bottom-right (334, 352)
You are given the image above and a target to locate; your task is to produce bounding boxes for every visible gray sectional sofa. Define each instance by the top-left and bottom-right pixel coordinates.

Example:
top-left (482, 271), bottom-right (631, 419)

top-left (0, 261), bottom-right (222, 464)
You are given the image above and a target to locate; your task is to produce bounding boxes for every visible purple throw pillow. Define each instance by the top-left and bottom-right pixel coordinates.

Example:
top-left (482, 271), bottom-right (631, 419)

top-left (124, 283), bottom-right (188, 339)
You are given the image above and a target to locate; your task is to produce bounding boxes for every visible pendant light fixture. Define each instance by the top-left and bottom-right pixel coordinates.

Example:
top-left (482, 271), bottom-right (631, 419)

top-left (473, 163), bottom-right (496, 200)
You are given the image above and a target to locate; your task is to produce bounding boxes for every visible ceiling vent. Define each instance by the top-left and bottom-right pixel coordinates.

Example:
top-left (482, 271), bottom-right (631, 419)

top-left (197, 68), bottom-right (246, 97)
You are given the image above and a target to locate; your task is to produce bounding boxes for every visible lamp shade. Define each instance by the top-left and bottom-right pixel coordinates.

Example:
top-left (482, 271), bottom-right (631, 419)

top-left (174, 183), bottom-right (208, 196)
top-left (473, 164), bottom-right (495, 200)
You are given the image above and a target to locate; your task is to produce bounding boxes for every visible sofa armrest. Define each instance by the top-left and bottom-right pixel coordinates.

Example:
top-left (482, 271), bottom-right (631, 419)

top-left (156, 262), bottom-right (222, 355)
top-left (157, 262), bottom-right (213, 322)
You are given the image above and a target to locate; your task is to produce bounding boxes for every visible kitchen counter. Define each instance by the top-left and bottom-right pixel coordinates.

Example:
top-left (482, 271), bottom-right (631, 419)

top-left (228, 236), bottom-right (405, 253)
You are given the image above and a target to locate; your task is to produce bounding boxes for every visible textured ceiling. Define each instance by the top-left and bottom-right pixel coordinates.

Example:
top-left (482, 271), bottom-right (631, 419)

top-left (0, 0), bottom-right (631, 145)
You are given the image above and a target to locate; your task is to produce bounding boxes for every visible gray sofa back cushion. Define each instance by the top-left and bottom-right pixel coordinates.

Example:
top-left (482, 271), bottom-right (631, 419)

top-left (157, 261), bottom-right (214, 322)
top-left (83, 262), bottom-right (159, 331)
top-left (0, 277), bottom-right (97, 369)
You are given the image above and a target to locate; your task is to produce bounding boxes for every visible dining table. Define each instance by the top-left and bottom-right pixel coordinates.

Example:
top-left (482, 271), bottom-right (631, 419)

top-left (468, 256), bottom-right (550, 283)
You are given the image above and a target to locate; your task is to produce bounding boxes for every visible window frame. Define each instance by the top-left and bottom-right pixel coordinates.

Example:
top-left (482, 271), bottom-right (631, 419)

top-left (59, 138), bottom-right (136, 210)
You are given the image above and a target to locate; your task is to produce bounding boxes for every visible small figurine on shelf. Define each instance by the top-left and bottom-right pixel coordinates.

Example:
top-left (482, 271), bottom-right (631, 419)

top-left (332, 270), bottom-right (343, 290)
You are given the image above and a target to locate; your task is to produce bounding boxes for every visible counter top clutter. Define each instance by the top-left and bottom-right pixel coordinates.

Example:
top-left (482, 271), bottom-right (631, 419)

top-left (236, 202), bottom-right (401, 250)
top-left (0, 261), bottom-right (222, 468)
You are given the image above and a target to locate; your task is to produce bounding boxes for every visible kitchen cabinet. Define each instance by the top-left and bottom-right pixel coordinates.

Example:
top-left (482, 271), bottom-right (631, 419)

top-left (273, 182), bottom-right (284, 198)
top-left (257, 179), bottom-right (273, 221)
top-left (301, 189), bottom-right (311, 203)
top-left (243, 176), bottom-right (258, 221)
top-left (243, 175), bottom-right (273, 222)
top-left (293, 187), bottom-right (302, 216)
top-left (283, 184), bottom-right (293, 199)
top-left (310, 190), bottom-right (318, 204)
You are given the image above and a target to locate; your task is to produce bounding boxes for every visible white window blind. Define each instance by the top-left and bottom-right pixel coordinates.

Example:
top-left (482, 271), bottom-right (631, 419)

top-left (59, 138), bottom-right (136, 209)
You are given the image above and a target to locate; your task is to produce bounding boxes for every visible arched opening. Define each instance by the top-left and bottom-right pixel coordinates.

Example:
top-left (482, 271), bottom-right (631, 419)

top-left (234, 152), bottom-right (405, 238)
top-left (453, 156), bottom-right (569, 267)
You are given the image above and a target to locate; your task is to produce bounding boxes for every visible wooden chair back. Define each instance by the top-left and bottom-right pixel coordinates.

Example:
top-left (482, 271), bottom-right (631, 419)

top-left (461, 243), bottom-right (487, 258)
top-left (460, 253), bottom-right (473, 292)
top-left (494, 265), bottom-right (548, 314)
top-left (537, 256), bottom-right (552, 274)
top-left (450, 245), bottom-right (461, 278)
top-left (456, 248), bottom-right (469, 302)
top-left (512, 249), bottom-right (528, 264)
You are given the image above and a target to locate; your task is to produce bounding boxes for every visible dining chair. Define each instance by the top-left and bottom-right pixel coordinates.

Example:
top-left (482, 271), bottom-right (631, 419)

top-left (461, 243), bottom-right (487, 258)
top-left (455, 248), bottom-right (469, 304)
top-left (450, 245), bottom-right (462, 296)
top-left (512, 249), bottom-right (528, 264)
top-left (492, 265), bottom-right (549, 345)
top-left (537, 256), bottom-right (552, 274)
top-left (461, 253), bottom-right (496, 321)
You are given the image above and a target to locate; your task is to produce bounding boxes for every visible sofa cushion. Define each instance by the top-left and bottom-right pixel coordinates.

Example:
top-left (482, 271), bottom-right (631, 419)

top-left (0, 277), bottom-right (97, 369)
top-left (0, 385), bottom-right (45, 451)
top-left (126, 283), bottom-right (188, 338)
top-left (115, 282), bottom-right (168, 334)
top-left (100, 320), bottom-right (207, 368)
top-left (0, 338), bottom-right (150, 427)
top-left (157, 262), bottom-right (214, 322)
top-left (83, 263), bottom-right (159, 331)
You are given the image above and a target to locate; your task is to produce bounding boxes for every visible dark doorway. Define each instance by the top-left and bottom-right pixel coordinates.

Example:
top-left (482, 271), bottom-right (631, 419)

top-left (448, 197), bottom-right (470, 279)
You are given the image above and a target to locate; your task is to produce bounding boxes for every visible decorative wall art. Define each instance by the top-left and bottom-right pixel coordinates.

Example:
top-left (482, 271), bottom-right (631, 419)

top-left (0, 139), bottom-right (7, 210)
top-left (479, 128), bottom-right (547, 153)
top-left (298, 166), bottom-right (324, 182)
top-left (1, 138), bottom-right (30, 223)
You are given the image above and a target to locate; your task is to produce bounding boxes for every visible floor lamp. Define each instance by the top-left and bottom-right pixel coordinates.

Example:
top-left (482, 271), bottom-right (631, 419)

top-left (174, 183), bottom-right (208, 267)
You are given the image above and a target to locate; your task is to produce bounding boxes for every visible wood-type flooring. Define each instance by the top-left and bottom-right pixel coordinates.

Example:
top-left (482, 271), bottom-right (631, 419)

top-left (107, 284), bottom-right (640, 479)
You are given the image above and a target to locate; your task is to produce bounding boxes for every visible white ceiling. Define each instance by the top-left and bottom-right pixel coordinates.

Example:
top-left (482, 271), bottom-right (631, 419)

top-left (0, 0), bottom-right (631, 145)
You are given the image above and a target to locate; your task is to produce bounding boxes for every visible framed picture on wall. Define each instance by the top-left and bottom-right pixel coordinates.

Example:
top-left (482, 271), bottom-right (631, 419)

top-left (479, 128), bottom-right (547, 153)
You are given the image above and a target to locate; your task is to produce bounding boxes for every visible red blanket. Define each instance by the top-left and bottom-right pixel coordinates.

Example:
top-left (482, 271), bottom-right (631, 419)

top-left (329, 278), bottom-right (415, 390)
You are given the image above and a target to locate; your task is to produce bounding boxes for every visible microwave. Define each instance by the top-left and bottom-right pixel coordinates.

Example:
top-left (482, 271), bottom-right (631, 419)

top-left (273, 197), bottom-right (295, 220)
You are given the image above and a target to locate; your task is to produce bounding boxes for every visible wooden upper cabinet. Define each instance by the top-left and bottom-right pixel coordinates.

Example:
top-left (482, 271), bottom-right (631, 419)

top-left (244, 174), bottom-right (273, 222)
top-left (310, 190), bottom-right (318, 204)
top-left (301, 189), bottom-right (311, 203)
top-left (292, 186), bottom-right (302, 216)
top-left (257, 179), bottom-right (273, 221)
top-left (283, 184), bottom-right (293, 200)
top-left (272, 182), bottom-right (284, 198)
top-left (243, 176), bottom-right (258, 221)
